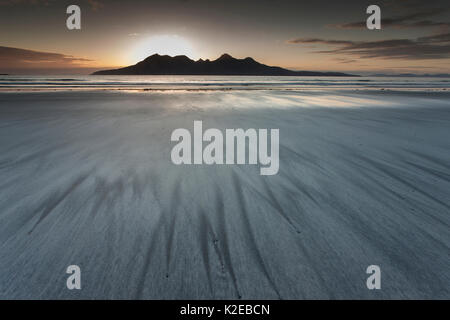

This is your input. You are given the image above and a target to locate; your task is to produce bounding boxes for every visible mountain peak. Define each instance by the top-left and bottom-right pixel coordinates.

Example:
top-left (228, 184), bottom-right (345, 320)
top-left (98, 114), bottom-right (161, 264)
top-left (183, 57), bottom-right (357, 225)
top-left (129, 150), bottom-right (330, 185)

top-left (141, 53), bottom-right (193, 64)
top-left (143, 53), bottom-right (162, 61)
top-left (217, 53), bottom-right (234, 61)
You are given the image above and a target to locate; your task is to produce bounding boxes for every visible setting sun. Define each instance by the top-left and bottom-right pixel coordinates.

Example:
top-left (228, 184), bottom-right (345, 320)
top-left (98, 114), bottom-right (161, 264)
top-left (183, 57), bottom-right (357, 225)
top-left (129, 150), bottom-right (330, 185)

top-left (130, 35), bottom-right (196, 63)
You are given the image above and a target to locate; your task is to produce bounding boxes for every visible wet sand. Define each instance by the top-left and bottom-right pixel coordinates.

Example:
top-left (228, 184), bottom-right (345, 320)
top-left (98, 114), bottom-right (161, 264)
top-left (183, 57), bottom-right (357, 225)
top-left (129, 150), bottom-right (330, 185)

top-left (0, 90), bottom-right (449, 299)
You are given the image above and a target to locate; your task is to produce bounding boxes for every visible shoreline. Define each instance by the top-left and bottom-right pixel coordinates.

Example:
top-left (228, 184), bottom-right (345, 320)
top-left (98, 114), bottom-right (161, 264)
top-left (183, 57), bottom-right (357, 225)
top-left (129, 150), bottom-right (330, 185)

top-left (0, 87), bottom-right (448, 93)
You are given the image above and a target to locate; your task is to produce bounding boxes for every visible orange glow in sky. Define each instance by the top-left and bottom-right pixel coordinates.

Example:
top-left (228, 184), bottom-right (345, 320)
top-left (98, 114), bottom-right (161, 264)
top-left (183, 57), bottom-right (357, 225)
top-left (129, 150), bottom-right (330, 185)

top-left (129, 35), bottom-right (197, 64)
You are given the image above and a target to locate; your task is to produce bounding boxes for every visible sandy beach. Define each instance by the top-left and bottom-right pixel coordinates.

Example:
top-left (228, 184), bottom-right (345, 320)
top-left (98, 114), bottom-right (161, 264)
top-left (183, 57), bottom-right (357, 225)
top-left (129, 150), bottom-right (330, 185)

top-left (0, 89), bottom-right (449, 299)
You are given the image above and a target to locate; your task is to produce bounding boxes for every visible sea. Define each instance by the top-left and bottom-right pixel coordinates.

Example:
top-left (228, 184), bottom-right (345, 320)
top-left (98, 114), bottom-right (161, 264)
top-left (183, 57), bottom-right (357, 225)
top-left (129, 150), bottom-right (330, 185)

top-left (0, 75), bottom-right (449, 91)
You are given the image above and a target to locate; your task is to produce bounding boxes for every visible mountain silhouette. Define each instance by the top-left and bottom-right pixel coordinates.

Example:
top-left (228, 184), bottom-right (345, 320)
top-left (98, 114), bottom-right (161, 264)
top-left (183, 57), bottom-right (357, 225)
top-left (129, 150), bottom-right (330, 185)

top-left (92, 53), bottom-right (356, 76)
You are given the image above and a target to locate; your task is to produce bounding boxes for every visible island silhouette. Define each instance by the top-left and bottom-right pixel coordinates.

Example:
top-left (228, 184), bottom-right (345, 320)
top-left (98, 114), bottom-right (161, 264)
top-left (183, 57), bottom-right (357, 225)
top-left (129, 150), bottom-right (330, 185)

top-left (93, 53), bottom-right (357, 76)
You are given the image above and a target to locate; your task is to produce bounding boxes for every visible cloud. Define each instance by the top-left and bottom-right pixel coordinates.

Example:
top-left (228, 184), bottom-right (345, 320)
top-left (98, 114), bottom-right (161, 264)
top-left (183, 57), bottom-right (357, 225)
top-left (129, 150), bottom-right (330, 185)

top-left (287, 33), bottom-right (450, 60)
top-left (0, 0), bottom-right (104, 10)
top-left (87, 0), bottom-right (103, 11)
top-left (331, 8), bottom-right (449, 29)
top-left (0, 0), bottom-right (52, 4)
top-left (333, 58), bottom-right (358, 64)
top-left (0, 46), bottom-right (94, 69)
top-left (287, 38), bottom-right (353, 45)
top-left (419, 32), bottom-right (450, 42)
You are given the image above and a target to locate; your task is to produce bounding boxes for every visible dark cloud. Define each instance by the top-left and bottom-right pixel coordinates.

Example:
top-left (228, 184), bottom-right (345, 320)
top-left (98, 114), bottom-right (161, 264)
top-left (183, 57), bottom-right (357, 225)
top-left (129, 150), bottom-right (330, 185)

top-left (419, 32), bottom-right (450, 42)
top-left (333, 58), bottom-right (358, 64)
top-left (87, 0), bottom-right (103, 11)
top-left (287, 38), bottom-right (353, 45)
top-left (0, 0), bottom-right (103, 10)
top-left (288, 33), bottom-right (450, 60)
top-left (331, 8), bottom-right (449, 29)
top-left (0, 0), bottom-right (52, 4)
top-left (0, 46), bottom-right (94, 69)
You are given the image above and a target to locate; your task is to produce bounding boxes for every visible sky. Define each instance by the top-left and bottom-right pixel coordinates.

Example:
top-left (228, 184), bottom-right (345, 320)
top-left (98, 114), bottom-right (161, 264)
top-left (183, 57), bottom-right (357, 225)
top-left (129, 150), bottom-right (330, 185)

top-left (0, 0), bottom-right (449, 74)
